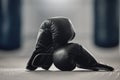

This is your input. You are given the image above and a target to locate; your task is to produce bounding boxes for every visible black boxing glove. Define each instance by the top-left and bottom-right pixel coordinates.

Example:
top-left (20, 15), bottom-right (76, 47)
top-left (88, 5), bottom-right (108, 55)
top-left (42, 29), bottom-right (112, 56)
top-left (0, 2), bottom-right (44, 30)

top-left (53, 43), bottom-right (76, 71)
top-left (73, 44), bottom-right (114, 71)
top-left (26, 30), bottom-right (53, 71)
top-left (41, 17), bottom-right (75, 49)
top-left (26, 17), bottom-right (75, 71)
top-left (53, 43), bottom-right (114, 71)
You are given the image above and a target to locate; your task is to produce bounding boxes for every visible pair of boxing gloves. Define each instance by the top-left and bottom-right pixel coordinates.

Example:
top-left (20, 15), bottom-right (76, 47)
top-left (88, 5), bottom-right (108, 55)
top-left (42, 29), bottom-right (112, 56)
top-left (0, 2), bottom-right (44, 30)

top-left (26, 17), bottom-right (114, 71)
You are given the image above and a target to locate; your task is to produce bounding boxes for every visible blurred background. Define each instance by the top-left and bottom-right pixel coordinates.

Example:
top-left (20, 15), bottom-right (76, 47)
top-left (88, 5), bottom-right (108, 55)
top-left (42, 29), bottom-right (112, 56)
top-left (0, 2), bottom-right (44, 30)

top-left (0, 0), bottom-right (119, 80)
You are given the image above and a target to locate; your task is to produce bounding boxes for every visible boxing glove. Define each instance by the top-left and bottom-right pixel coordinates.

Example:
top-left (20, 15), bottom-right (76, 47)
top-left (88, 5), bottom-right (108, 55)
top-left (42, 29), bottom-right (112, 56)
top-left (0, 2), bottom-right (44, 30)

top-left (41, 17), bottom-right (75, 49)
top-left (26, 28), bottom-right (53, 71)
top-left (69, 43), bottom-right (114, 71)
top-left (53, 43), bottom-right (114, 71)
top-left (53, 43), bottom-right (76, 71)
top-left (26, 17), bottom-right (75, 71)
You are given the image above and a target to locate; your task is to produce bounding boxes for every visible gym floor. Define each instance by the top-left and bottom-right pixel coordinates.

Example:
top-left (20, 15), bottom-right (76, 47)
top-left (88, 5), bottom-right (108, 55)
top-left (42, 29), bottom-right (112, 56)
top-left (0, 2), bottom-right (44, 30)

top-left (0, 0), bottom-right (119, 80)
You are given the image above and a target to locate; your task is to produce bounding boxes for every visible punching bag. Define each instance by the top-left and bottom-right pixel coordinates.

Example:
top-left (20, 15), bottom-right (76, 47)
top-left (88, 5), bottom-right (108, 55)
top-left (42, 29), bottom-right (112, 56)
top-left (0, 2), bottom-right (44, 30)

top-left (94, 0), bottom-right (119, 47)
top-left (0, 0), bottom-right (21, 50)
top-left (0, 0), bottom-right (3, 45)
